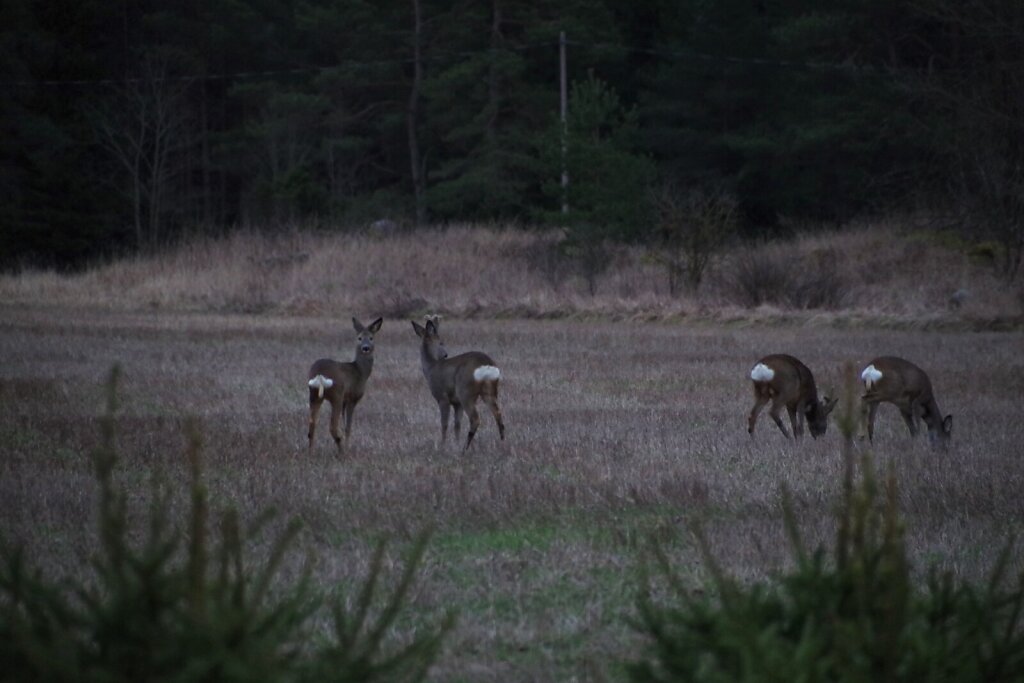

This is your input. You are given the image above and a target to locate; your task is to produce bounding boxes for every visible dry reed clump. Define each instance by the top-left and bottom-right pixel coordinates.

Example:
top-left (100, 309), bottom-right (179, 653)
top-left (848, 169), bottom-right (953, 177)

top-left (720, 242), bottom-right (847, 310)
top-left (0, 219), bottom-right (1020, 325)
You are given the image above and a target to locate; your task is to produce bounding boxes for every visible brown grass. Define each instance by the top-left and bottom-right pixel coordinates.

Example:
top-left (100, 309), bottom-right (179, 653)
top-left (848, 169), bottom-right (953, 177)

top-left (1, 305), bottom-right (1022, 680)
top-left (1, 220), bottom-right (1020, 327)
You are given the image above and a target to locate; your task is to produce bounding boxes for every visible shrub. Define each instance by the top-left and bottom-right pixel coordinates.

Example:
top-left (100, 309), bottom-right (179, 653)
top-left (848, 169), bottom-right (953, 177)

top-left (629, 370), bottom-right (1024, 682)
top-left (725, 245), bottom-right (795, 308)
top-left (725, 244), bottom-right (847, 309)
top-left (559, 228), bottom-right (613, 296)
top-left (787, 248), bottom-right (846, 310)
top-left (967, 240), bottom-right (1004, 270)
top-left (651, 184), bottom-right (738, 296)
top-left (0, 367), bottom-right (453, 682)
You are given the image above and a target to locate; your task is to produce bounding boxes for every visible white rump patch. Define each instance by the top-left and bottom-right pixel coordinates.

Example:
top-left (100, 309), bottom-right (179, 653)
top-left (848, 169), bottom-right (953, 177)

top-left (473, 365), bottom-right (501, 382)
top-left (308, 374), bottom-right (334, 398)
top-left (750, 363), bottom-right (774, 382)
top-left (861, 365), bottom-right (883, 389)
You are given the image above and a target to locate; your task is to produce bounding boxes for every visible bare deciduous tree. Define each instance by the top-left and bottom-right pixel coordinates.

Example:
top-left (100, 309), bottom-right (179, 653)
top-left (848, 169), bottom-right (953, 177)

top-left (652, 184), bottom-right (738, 295)
top-left (92, 56), bottom-right (191, 250)
top-left (908, 0), bottom-right (1024, 280)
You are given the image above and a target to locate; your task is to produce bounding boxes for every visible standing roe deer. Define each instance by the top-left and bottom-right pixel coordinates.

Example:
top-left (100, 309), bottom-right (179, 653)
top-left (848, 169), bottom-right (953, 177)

top-left (748, 354), bottom-right (837, 440)
top-left (411, 316), bottom-right (505, 451)
top-left (307, 317), bottom-right (383, 454)
top-left (860, 356), bottom-right (952, 449)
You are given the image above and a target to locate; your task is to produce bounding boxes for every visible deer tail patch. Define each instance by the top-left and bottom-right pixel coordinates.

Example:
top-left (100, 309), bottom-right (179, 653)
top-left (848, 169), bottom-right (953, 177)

top-left (308, 374), bottom-right (333, 399)
top-left (861, 365), bottom-right (883, 389)
top-left (473, 365), bottom-right (501, 382)
top-left (750, 363), bottom-right (774, 382)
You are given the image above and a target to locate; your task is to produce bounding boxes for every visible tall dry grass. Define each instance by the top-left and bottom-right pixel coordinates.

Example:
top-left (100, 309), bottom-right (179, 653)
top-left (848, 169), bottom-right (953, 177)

top-left (2, 220), bottom-right (1020, 325)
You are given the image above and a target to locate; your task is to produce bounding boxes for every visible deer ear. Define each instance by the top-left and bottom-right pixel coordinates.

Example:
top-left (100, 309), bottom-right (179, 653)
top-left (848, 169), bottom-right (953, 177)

top-left (943, 415), bottom-right (953, 434)
top-left (368, 317), bottom-right (383, 333)
top-left (411, 321), bottom-right (426, 338)
top-left (425, 319), bottom-right (437, 335)
top-left (352, 317), bottom-right (365, 333)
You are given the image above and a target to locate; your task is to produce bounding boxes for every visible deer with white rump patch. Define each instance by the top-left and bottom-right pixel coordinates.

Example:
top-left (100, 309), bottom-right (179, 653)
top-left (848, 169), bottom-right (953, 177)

top-left (411, 316), bottom-right (505, 451)
top-left (307, 317), bottom-right (383, 454)
top-left (748, 354), bottom-right (837, 440)
top-left (860, 356), bottom-right (952, 449)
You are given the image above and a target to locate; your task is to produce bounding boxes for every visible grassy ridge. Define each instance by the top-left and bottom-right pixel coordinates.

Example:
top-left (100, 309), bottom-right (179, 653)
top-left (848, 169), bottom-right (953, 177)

top-left (1, 222), bottom-right (1021, 326)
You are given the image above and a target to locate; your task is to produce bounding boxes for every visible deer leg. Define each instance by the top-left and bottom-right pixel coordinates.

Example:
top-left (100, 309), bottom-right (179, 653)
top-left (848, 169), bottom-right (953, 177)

top-left (452, 402), bottom-right (462, 437)
top-left (864, 401), bottom-right (879, 442)
top-left (769, 398), bottom-right (792, 439)
top-left (900, 406), bottom-right (918, 437)
top-left (464, 401), bottom-right (481, 452)
top-left (796, 400), bottom-right (808, 439)
top-left (911, 398), bottom-right (925, 436)
top-left (343, 400), bottom-right (356, 443)
top-left (788, 404), bottom-right (803, 440)
top-left (329, 401), bottom-right (343, 453)
top-left (308, 397), bottom-right (323, 452)
top-left (748, 394), bottom-right (769, 436)
top-left (438, 401), bottom-right (450, 442)
top-left (482, 391), bottom-right (505, 440)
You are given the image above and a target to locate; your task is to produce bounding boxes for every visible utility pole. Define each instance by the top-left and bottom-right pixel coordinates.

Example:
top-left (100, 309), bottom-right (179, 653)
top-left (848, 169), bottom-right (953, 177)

top-left (559, 30), bottom-right (568, 215)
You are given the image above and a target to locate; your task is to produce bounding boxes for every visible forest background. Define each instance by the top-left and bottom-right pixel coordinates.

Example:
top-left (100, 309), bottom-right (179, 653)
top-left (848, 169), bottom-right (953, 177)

top-left (2, 0), bottom-right (1022, 280)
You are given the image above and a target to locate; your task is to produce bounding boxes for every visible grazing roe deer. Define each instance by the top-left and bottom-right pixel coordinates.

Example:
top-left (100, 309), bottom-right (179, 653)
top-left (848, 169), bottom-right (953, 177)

top-left (860, 356), bottom-right (952, 448)
top-left (411, 317), bottom-right (505, 451)
top-left (748, 354), bottom-right (837, 440)
top-left (307, 317), bottom-right (383, 454)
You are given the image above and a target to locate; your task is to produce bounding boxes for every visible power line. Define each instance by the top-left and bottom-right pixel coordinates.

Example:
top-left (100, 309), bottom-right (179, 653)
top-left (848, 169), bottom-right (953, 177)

top-left (569, 40), bottom-right (880, 74)
top-left (2, 37), bottom-right (978, 88)
top-left (1, 40), bottom-right (562, 88)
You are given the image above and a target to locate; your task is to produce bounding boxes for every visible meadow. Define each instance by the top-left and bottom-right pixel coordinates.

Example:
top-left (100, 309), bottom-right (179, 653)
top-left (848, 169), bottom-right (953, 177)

top-left (1, 225), bottom-right (1024, 680)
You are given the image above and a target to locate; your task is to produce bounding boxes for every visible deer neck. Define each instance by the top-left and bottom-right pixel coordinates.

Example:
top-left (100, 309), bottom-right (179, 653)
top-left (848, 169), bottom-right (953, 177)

top-left (352, 351), bottom-right (373, 381)
top-left (919, 396), bottom-right (944, 432)
top-left (420, 344), bottom-right (440, 380)
top-left (805, 396), bottom-right (822, 421)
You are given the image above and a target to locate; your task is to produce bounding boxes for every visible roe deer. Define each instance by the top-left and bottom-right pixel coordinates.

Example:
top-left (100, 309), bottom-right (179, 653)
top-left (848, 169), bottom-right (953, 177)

top-left (411, 316), bottom-right (505, 451)
top-left (860, 356), bottom-right (952, 449)
top-left (748, 354), bottom-right (837, 440)
top-left (307, 317), bottom-right (383, 454)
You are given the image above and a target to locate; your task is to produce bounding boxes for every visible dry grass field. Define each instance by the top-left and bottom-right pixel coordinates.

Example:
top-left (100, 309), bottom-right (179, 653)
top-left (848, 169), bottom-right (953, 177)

top-left (2, 301), bottom-right (1023, 680)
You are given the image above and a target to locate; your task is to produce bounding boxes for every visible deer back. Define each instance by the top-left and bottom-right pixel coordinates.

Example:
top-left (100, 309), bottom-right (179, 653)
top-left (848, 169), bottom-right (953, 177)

top-left (861, 355), bottom-right (951, 444)
top-left (308, 358), bottom-right (363, 396)
top-left (861, 356), bottom-right (934, 403)
top-left (412, 319), bottom-right (499, 402)
top-left (751, 353), bottom-right (835, 436)
top-left (751, 354), bottom-right (819, 404)
top-left (437, 351), bottom-right (497, 398)
top-left (308, 317), bottom-right (382, 400)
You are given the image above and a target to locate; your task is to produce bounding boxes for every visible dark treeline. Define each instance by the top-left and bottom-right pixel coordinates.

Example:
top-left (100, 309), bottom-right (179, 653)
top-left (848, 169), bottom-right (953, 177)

top-left (2, 0), bottom-right (1022, 273)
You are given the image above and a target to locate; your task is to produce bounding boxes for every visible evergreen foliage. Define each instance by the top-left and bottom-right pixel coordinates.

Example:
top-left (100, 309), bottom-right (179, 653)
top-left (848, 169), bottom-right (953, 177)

top-left (0, 367), bottom-right (453, 682)
top-left (2, 0), bottom-right (1021, 269)
top-left (538, 74), bottom-right (655, 239)
top-left (532, 74), bottom-right (656, 295)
